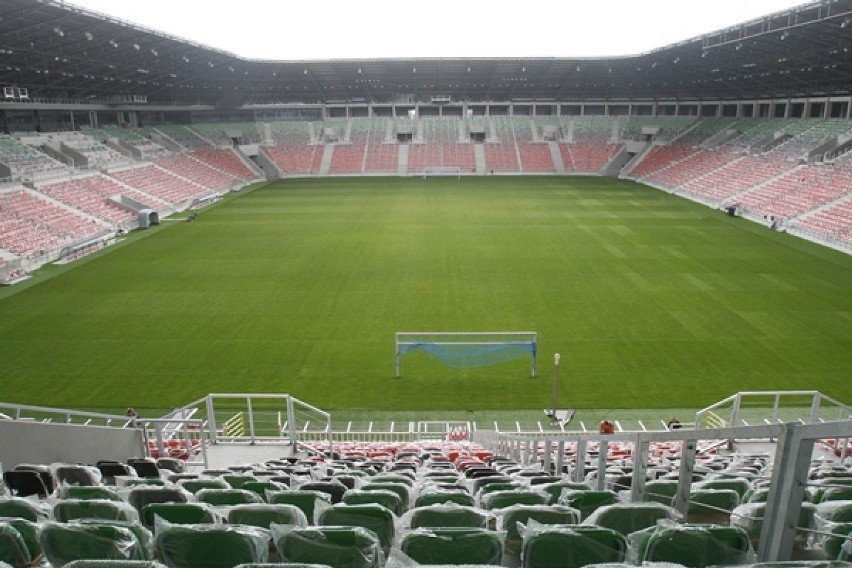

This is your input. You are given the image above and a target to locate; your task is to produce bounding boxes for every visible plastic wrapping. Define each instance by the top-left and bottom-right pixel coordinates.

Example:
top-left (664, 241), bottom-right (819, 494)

top-left (399, 527), bottom-right (503, 567)
top-left (822, 522), bottom-right (852, 560)
top-left (53, 499), bottom-right (140, 524)
top-left (641, 480), bottom-right (678, 506)
top-left (240, 481), bottom-right (288, 501)
top-left (222, 474), bottom-right (258, 490)
top-left (268, 490), bottom-right (333, 525)
top-left (0, 497), bottom-right (50, 522)
top-left (141, 502), bottom-right (222, 530)
top-left (0, 522), bottom-right (32, 567)
top-left (557, 490), bottom-right (620, 521)
top-left (816, 501), bottom-right (852, 524)
top-left (75, 520), bottom-right (154, 561)
top-left (59, 485), bottom-right (124, 502)
top-left (271, 524), bottom-right (382, 568)
top-left (582, 502), bottom-right (682, 537)
top-left (298, 481), bottom-right (350, 505)
top-left (517, 521), bottom-right (626, 568)
top-left (227, 503), bottom-right (308, 530)
top-left (341, 490), bottom-right (402, 517)
top-left (317, 504), bottom-right (397, 551)
top-left (693, 477), bottom-right (752, 500)
top-left (537, 481), bottom-right (592, 505)
top-left (403, 503), bottom-right (489, 530)
top-left (413, 488), bottom-right (474, 509)
top-left (629, 520), bottom-right (754, 567)
top-left (126, 487), bottom-right (191, 515)
top-left (194, 489), bottom-right (264, 506)
top-left (495, 504), bottom-right (580, 556)
top-left (52, 464), bottom-right (102, 487)
top-left (480, 489), bottom-right (549, 511)
top-left (39, 521), bottom-right (149, 567)
top-left (0, 518), bottom-right (41, 562)
top-left (686, 489), bottom-right (740, 523)
top-left (64, 561), bottom-right (168, 568)
top-left (176, 478), bottom-right (230, 495)
top-left (728, 501), bottom-right (815, 546)
top-left (361, 483), bottom-right (411, 512)
top-left (154, 522), bottom-right (270, 568)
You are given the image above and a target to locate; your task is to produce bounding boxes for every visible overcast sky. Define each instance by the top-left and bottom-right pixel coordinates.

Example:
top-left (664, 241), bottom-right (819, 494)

top-left (67, 0), bottom-right (810, 60)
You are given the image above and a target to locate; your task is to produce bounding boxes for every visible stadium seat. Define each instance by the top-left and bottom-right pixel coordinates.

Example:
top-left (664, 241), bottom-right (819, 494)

top-left (268, 490), bottom-right (333, 524)
top-left (127, 459), bottom-right (161, 480)
top-left (194, 488), bottom-right (264, 506)
top-left (730, 502), bottom-right (817, 549)
top-left (583, 502), bottom-right (681, 537)
top-left (141, 503), bottom-right (220, 530)
top-left (641, 480), bottom-right (677, 506)
top-left (53, 499), bottom-right (140, 523)
top-left (55, 465), bottom-right (102, 487)
top-left (558, 490), bottom-right (620, 521)
top-left (40, 521), bottom-right (150, 566)
top-left (300, 481), bottom-right (349, 505)
top-left (414, 488), bottom-right (475, 508)
top-left (155, 524), bottom-right (270, 568)
top-left (241, 481), bottom-right (290, 502)
top-left (272, 525), bottom-right (382, 568)
top-left (687, 489), bottom-right (740, 524)
top-left (481, 489), bottom-right (549, 510)
top-left (538, 481), bottom-right (593, 505)
top-left (97, 463), bottom-right (136, 486)
top-left (128, 487), bottom-right (190, 515)
top-left (0, 521), bottom-right (33, 567)
top-left (823, 522), bottom-right (852, 560)
top-left (360, 483), bottom-right (409, 510)
top-left (0, 497), bottom-right (50, 521)
top-left (3, 470), bottom-right (51, 498)
top-left (0, 518), bottom-right (41, 562)
top-left (177, 478), bottom-right (230, 494)
top-left (496, 504), bottom-right (581, 556)
top-left (519, 524), bottom-right (627, 568)
top-left (65, 561), bottom-right (168, 568)
top-left (222, 474), bottom-right (257, 490)
top-left (637, 523), bottom-right (752, 567)
top-left (399, 527), bottom-right (503, 566)
top-left (317, 504), bottom-right (396, 551)
top-left (407, 502), bottom-right (489, 529)
top-left (341, 490), bottom-right (402, 517)
top-left (227, 503), bottom-right (308, 530)
top-left (60, 486), bottom-right (124, 502)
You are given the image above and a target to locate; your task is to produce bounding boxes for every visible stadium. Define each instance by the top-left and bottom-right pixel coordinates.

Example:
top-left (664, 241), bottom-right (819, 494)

top-left (0, 0), bottom-right (851, 565)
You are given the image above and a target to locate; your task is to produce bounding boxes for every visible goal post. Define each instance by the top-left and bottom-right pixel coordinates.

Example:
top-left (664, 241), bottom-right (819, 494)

top-left (395, 331), bottom-right (537, 377)
top-left (422, 166), bottom-right (462, 179)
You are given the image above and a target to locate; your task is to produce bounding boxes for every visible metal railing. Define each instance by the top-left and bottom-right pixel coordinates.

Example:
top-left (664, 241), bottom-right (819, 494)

top-left (695, 390), bottom-right (852, 429)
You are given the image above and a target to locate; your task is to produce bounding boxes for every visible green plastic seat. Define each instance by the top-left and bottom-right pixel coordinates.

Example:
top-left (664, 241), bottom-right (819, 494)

top-left (64, 561), bottom-right (167, 568)
top-left (811, 478), bottom-right (852, 504)
top-left (400, 527), bottom-right (503, 566)
top-left (819, 487), bottom-right (852, 503)
top-left (227, 504), bottom-right (308, 530)
top-left (0, 522), bottom-right (32, 567)
top-left (497, 504), bottom-right (581, 556)
top-left (0, 498), bottom-right (49, 522)
top-left (40, 521), bottom-right (149, 567)
top-left (123, 479), bottom-right (167, 488)
top-left (242, 481), bottom-right (289, 502)
top-left (370, 474), bottom-right (413, 487)
top-left (408, 503), bottom-right (488, 529)
top-left (155, 524), bottom-right (270, 568)
top-left (127, 487), bottom-right (189, 515)
top-left (268, 491), bottom-right (332, 524)
top-left (75, 520), bottom-right (155, 562)
top-left (538, 482), bottom-right (593, 505)
top-left (318, 504), bottom-right (395, 551)
top-left (177, 479), bottom-right (230, 495)
top-left (272, 525), bottom-right (382, 568)
top-left (222, 475), bottom-right (258, 490)
top-left (194, 489), bottom-right (264, 506)
top-left (341, 490), bottom-right (402, 517)
top-left (731, 502), bottom-right (816, 548)
top-left (413, 489), bottom-right (474, 508)
top-left (520, 524), bottom-right (626, 568)
top-left (558, 490), bottom-right (620, 521)
top-left (59, 486), bottom-right (124, 502)
top-left (824, 522), bottom-right (852, 560)
top-left (482, 489), bottom-right (548, 510)
top-left (584, 502), bottom-right (680, 537)
top-left (639, 524), bottom-right (752, 568)
top-left (53, 500), bottom-right (139, 523)
top-left (687, 489), bottom-right (740, 524)
top-left (641, 480), bottom-right (677, 506)
top-left (695, 478), bottom-right (752, 500)
top-left (0, 517), bottom-right (41, 561)
top-left (816, 501), bottom-right (852, 523)
top-left (360, 483), bottom-right (409, 511)
top-left (141, 503), bottom-right (220, 530)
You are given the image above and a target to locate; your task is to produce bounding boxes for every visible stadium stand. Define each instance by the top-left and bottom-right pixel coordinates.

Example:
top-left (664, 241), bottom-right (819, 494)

top-left (36, 174), bottom-right (138, 227)
top-left (155, 154), bottom-right (239, 192)
top-left (109, 165), bottom-right (207, 206)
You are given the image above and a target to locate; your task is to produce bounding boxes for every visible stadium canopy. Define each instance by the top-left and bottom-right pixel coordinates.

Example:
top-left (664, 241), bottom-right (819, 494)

top-left (1, 0), bottom-right (851, 106)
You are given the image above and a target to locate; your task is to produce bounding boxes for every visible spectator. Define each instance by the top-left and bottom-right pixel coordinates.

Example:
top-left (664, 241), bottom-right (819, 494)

top-left (599, 420), bottom-right (615, 434)
top-left (667, 418), bottom-right (682, 430)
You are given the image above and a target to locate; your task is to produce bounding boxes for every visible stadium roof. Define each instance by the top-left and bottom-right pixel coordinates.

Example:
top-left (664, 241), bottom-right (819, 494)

top-left (1, 0), bottom-right (851, 106)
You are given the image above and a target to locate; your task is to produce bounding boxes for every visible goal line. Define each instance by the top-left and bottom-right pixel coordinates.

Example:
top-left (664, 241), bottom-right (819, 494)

top-left (395, 331), bottom-right (537, 377)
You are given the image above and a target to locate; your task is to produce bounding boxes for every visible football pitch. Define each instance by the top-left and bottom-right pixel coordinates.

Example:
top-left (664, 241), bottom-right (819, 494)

top-left (1, 176), bottom-right (850, 419)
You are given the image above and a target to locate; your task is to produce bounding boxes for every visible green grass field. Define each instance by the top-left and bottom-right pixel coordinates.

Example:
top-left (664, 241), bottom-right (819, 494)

top-left (1, 176), bottom-right (850, 418)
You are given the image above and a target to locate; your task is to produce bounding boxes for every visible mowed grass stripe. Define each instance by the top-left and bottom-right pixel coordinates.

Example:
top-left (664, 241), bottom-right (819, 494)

top-left (0, 176), bottom-right (850, 413)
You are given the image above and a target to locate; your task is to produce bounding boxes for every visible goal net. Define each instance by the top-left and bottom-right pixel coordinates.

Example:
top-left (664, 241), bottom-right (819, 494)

top-left (395, 331), bottom-right (537, 377)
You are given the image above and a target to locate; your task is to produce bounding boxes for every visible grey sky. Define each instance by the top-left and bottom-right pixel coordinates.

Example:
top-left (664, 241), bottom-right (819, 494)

top-left (67, 1), bottom-right (810, 60)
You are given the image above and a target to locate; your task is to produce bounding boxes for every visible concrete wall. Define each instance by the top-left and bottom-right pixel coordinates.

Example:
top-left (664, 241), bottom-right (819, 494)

top-left (0, 420), bottom-right (144, 470)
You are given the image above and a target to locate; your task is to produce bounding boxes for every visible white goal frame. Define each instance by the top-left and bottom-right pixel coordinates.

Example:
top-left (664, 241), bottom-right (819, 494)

top-left (422, 166), bottom-right (461, 179)
top-left (395, 331), bottom-right (537, 377)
